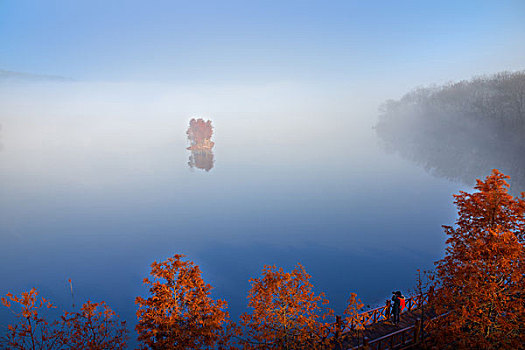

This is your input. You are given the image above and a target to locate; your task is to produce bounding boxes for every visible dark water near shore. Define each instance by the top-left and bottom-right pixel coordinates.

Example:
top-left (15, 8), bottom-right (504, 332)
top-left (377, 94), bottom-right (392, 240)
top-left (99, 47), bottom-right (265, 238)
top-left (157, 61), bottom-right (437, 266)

top-left (0, 81), bottom-right (469, 344)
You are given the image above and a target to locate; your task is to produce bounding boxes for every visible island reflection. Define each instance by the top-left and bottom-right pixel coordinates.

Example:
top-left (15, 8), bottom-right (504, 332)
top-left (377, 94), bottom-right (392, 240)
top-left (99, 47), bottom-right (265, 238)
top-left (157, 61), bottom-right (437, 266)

top-left (186, 118), bottom-right (214, 172)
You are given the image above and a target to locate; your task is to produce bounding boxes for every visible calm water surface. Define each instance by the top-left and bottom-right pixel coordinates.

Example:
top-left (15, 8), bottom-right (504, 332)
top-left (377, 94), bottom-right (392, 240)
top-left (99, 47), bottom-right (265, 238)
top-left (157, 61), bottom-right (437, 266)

top-left (0, 81), bottom-right (465, 342)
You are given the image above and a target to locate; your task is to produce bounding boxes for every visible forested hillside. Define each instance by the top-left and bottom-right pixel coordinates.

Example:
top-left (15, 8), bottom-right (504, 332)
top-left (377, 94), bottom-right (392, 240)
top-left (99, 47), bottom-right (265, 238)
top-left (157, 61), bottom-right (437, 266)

top-left (376, 71), bottom-right (525, 193)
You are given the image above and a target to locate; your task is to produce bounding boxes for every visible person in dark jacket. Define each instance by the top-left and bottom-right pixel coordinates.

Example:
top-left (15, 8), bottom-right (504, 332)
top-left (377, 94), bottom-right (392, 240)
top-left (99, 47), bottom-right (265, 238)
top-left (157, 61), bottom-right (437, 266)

top-left (391, 291), bottom-right (402, 325)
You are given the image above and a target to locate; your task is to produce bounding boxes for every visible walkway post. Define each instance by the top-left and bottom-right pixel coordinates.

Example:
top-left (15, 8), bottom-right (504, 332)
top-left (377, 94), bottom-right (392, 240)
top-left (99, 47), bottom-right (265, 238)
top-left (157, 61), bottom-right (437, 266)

top-left (335, 315), bottom-right (342, 340)
top-left (414, 318), bottom-right (422, 344)
top-left (363, 336), bottom-right (370, 350)
top-left (385, 299), bottom-right (391, 320)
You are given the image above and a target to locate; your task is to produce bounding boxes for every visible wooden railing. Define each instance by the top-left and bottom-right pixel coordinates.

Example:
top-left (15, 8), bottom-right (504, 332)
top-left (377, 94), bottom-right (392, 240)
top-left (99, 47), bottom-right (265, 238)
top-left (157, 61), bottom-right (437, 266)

top-left (404, 291), bottom-right (429, 312)
top-left (344, 289), bottom-right (432, 332)
top-left (344, 290), bottom-right (443, 350)
top-left (349, 319), bottom-right (423, 350)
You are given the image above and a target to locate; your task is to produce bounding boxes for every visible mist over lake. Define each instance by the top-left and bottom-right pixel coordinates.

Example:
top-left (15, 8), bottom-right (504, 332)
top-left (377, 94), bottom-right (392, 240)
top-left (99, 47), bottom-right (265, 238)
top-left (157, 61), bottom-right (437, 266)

top-left (0, 80), bottom-right (465, 336)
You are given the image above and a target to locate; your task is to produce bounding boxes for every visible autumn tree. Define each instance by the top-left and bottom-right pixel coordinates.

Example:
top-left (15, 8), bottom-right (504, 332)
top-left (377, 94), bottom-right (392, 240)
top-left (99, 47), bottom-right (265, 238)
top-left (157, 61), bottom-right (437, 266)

top-left (186, 118), bottom-right (215, 171)
top-left (1, 289), bottom-right (60, 350)
top-left (0, 289), bottom-right (128, 350)
top-left (59, 301), bottom-right (128, 350)
top-left (187, 119), bottom-right (214, 150)
top-left (135, 254), bottom-right (231, 350)
top-left (239, 264), bottom-right (333, 349)
top-left (425, 169), bottom-right (525, 349)
top-left (340, 293), bottom-right (366, 346)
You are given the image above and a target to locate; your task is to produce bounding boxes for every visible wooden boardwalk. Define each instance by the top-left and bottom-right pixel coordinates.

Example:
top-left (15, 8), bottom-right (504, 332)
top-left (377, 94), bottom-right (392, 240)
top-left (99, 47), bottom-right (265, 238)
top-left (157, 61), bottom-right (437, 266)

top-left (341, 308), bottom-right (434, 349)
top-left (333, 291), bottom-right (436, 349)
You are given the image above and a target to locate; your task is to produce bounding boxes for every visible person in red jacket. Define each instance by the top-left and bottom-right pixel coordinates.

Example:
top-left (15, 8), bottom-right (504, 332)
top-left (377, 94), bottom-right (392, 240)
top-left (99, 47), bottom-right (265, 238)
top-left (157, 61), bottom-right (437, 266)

top-left (398, 291), bottom-right (406, 312)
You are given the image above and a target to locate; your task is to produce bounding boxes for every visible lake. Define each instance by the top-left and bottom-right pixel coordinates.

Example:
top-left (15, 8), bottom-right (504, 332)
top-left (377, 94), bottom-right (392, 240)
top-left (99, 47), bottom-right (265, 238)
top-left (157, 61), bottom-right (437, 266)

top-left (0, 81), bottom-right (468, 343)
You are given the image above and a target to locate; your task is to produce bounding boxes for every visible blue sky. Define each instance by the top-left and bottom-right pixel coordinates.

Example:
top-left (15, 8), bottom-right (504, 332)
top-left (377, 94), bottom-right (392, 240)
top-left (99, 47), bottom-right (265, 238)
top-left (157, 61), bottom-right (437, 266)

top-left (1, 0), bottom-right (524, 83)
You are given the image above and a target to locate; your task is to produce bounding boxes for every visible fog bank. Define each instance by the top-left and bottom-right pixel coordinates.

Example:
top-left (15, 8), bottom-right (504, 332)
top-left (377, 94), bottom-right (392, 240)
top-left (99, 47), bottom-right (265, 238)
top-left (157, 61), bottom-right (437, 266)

top-left (376, 71), bottom-right (525, 194)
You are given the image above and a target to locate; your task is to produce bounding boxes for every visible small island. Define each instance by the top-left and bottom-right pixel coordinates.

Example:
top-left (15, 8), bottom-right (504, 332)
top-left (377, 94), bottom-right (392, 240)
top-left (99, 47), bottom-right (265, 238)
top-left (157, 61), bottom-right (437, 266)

top-left (186, 118), bottom-right (215, 171)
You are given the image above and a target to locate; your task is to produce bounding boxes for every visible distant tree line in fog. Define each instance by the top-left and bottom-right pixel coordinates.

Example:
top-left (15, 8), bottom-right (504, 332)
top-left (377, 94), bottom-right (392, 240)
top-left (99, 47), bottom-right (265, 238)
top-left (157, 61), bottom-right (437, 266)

top-left (375, 71), bottom-right (525, 194)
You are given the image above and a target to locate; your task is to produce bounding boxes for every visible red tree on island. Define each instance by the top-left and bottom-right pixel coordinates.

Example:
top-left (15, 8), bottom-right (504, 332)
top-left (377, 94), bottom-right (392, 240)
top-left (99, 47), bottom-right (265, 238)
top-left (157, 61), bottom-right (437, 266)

top-left (186, 118), bottom-right (215, 171)
top-left (186, 118), bottom-right (214, 151)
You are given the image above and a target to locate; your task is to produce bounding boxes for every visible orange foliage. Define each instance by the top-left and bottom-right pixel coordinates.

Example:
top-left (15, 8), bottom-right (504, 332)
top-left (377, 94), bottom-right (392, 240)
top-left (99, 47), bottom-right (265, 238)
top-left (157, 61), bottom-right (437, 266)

top-left (0, 288), bottom-right (127, 350)
top-left (426, 169), bottom-right (525, 349)
top-left (135, 254), bottom-right (231, 349)
top-left (9, 170), bottom-right (522, 349)
top-left (59, 301), bottom-right (128, 349)
top-left (343, 293), bottom-right (365, 332)
top-left (1, 289), bottom-right (60, 349)
top-left (186, 118), bottom-right (214, 150)
top-left (239, 264), bottom-right (334, 349)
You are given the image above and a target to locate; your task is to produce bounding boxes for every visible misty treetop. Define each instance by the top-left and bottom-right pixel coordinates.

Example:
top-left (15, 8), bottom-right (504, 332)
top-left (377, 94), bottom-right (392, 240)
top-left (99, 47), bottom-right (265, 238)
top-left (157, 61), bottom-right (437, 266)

top-left (375, 71), bottom-right (525, 194)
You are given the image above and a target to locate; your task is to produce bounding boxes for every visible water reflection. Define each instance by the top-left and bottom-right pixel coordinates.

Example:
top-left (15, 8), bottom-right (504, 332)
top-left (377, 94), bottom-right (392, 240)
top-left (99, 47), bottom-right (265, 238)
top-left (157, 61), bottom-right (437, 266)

top-left (375, 72), bottom-right (525, 194)
top-left (186, 118), bottom-right (214, 172)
